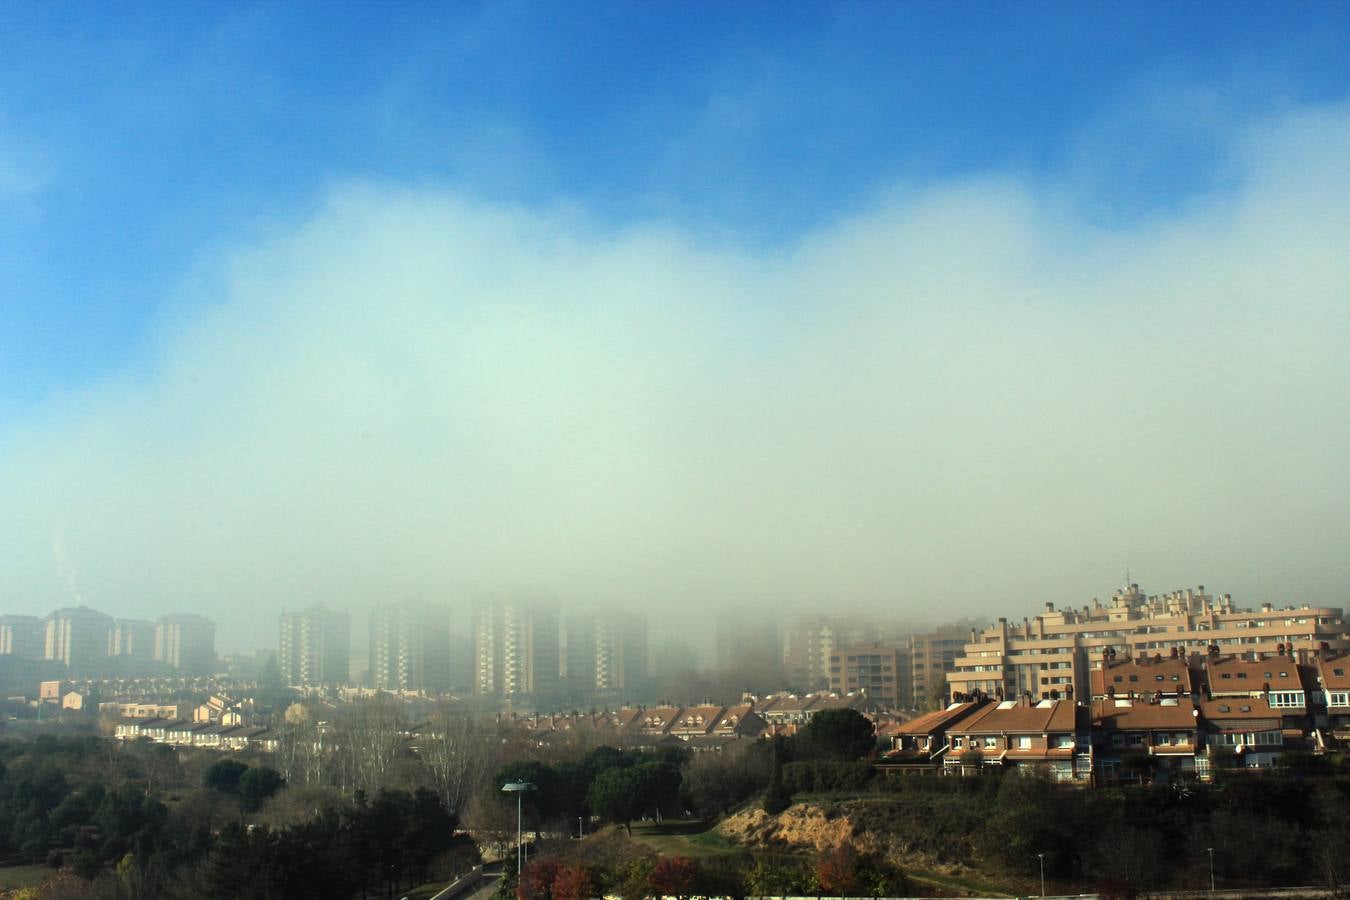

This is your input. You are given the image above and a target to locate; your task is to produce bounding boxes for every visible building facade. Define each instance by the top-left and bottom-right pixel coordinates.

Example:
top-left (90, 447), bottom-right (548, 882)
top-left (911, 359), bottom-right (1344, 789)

top-left (0, 615), bottom-right (45, 658)
top-left (44, 606), bottom-right (113, 675)
top-left (154, 614), bottom-right (216, 675)
top-left (368, 603), bottom-right (451, 693)
top-left (110, 619), bottom-right (156, 659)
top-left (910, 622), bottom-right (976, 710)
top-left (783, 616), bottom-right (871, 691)
top-left (565, 609), bottom-right (648, 697)
top-left (473, 599), bottom-right (559, 699)
top-left (828, 642), bottom-right (902, 709)
top-left (946, 584), bottom-right (1350, 703)
top-left (278, 606), bottom-right (350, 687)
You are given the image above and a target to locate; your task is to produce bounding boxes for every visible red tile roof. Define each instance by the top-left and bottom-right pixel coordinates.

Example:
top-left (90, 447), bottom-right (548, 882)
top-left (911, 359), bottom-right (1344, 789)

top-left (1091, 698), bottom-right (1198, 731)
top-left (957, 699), bottom-right (1076, 735)
top-left (1090, 656), bottom-right (1195, 697)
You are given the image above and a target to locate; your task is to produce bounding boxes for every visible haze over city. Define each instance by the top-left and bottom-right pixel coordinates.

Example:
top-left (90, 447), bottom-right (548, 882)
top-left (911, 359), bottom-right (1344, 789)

top-left (2, 5), bottom-right (1348, 656)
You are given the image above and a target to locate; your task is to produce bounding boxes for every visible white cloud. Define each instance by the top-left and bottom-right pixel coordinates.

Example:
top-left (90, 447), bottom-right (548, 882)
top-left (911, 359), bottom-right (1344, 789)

top-left (2, 104), bottom-right (1349, 652)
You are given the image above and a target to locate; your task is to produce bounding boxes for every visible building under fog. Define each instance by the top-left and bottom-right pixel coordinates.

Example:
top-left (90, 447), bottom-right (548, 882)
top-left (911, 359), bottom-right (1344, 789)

top-left (44, 606), bottom-right (113, 675)
top-left (565, 609), bottom-right (649, 697)
top-left (155, 613), bottom-right (216, 675)
top-left (473, 599), bottom-right (559, 699)
top-left (110, 618), bottom-right (156, 659)
top-left (278, 605), bottom-right (350, 687)
top-left (368, 603), bottom-right (451, 693)
top-left (0, 615), bottom-right (45, 658)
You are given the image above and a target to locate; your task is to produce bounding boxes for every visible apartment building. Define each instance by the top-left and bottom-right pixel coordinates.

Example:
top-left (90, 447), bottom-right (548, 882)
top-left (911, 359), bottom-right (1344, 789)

top-left (109, 619), bottom-right (155, 659)
top-left (278, 605), bottom-right (350, 687)
top-left (565, 609), bottom-right (648, 697)
top-left (369, 603), bottom-right (451, 693)
top-left (154, 614), bottom-right (217, 675)
top-left (910, 623), bottom-right (974, 710)
top-left (783, 616), bottom-right (870, 691)
top-left (946, 583), bottom-right (1349, 703)
top-left (473, 599), bottom-right (559, 700)
top-left (0, 615), bottom-right (44, 658)
top-left (828, 643), bottom-right (902, 709)
top-left (44, 606), bottom-right (114, 675)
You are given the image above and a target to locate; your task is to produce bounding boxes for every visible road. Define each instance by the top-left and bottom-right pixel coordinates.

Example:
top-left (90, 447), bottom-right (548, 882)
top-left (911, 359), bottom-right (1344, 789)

top-left (425, 862), bottom-right (503, 900)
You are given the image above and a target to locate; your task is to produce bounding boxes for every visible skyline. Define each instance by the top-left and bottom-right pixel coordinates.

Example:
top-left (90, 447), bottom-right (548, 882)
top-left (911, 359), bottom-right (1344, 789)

top-left (2, 4), bottom-right (1349, 653)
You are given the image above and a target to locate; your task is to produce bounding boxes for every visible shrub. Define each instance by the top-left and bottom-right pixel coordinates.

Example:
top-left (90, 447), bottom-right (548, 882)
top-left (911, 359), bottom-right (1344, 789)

top-left (782, 760), bottom-right (875, 795)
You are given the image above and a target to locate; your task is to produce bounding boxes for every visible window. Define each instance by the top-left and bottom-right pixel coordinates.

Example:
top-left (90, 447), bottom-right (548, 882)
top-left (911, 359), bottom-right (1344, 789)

top-left (1269, 691), bottom-right (1304, 708)
top-left (953, 737), bottom-right (963, 748)
top-left (1334, 668), bottom-right (1345, 677)
top-left (984, 737), bottom-right (997, 749)
top-left (1017, 736), bottom-right (1031, 749)
top-left (1330, 691), bottom-right (1349, 707)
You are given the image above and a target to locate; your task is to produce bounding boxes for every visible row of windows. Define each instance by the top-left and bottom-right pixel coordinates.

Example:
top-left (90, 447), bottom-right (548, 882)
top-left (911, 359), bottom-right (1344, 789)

top-left (1112, 673), bottom-right (1184, 683)
top-left (1212, 731), bottom-right (1282, 746)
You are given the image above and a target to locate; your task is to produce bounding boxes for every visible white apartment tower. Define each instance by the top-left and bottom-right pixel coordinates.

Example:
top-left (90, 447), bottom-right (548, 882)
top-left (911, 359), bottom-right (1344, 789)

top-left (473, 599), bottom-right (559, 699)
top-left (278, 606), bottom-right (350, 687)
top-left (0, 615), bottom-right (45, 658)
top-left (44, 606), bottom-right (113, 674)
top-left (369, 603), bottom-right (451, 693)
top-left (155, 614), bottom-right (217, 675)
top-left (565, 609), bottom-right (648, 696)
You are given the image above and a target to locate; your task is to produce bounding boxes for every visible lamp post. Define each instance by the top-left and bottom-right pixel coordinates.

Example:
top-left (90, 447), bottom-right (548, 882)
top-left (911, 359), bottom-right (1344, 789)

top-left (1038, 853), bottom-right (1046, 897)
top-left (501, 781), bottom-right (537, 876)
top-left (1207, 847), bottom-right (1215, 894)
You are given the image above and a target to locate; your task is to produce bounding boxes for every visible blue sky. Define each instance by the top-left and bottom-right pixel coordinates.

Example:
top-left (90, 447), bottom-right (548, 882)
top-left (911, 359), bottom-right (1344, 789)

top-left (3, 2), bottom-right (1349, 413)
top-left (2, 3), bottom-right (1350, 647)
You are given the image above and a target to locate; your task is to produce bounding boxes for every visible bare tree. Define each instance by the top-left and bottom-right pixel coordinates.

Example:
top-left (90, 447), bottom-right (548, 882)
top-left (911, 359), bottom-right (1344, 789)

top-left (460, 782), bottom-right (518, 862)
top-left (332, 695), bottom-right (407, 795)
top-left (258, 783), bottom-right (353, 828)
top-left (274, 704), bottom-right (331, 787)
top-left (419, 700), bottom-right (495, 814)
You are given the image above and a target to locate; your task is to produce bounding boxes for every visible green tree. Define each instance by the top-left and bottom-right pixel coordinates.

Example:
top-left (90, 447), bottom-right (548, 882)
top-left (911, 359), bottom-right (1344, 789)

top-left (202, 759), bottom-right (248, 794)
top-left (801, 708), bottom-right (877, 760)
top-left (238, 767), bottom-right (286, 812)
top-left (588, 763), bottom-right (682, 835)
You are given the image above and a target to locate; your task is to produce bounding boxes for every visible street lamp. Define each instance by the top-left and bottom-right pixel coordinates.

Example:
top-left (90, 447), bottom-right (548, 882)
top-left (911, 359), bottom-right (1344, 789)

top-left (501, 781), bottom-right (537, 876)
top-left (1207, 847), bottom-right (1215, 894)
top-left (1038, 853), bottom-right (1046, 898)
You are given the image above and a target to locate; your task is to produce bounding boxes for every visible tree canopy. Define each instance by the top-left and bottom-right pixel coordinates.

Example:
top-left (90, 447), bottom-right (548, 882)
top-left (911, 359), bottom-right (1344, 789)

top-left (802, 708), bottom-right (877, 760)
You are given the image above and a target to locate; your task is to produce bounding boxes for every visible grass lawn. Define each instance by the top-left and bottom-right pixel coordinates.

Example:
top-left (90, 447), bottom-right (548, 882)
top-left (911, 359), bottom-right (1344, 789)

top-left (0, 865), bottom-right (52, 890)
top-left (905, 868), bottom-right (1016, 898)
top-left (626, 820), bottom-right (741, 859)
